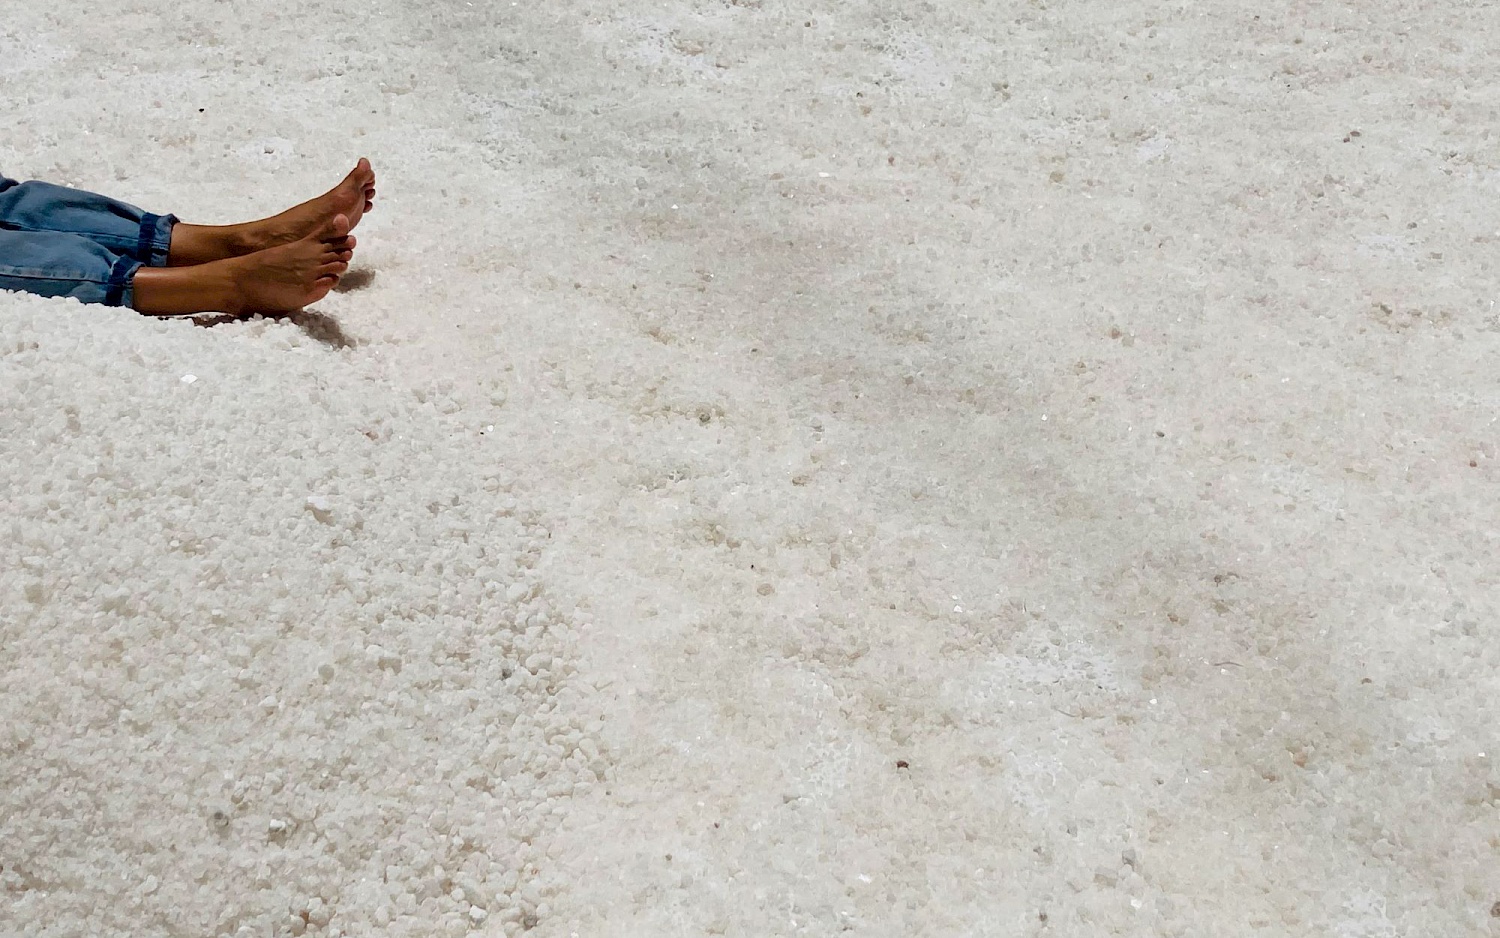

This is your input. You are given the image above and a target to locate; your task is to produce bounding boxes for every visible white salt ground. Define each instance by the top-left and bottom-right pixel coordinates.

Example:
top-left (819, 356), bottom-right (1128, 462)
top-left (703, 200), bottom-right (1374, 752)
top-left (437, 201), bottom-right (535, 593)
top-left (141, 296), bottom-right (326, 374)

top-left (1, 299), bottom-right (603, 937)
top-left (3, 1), bottom-right (1499, 936)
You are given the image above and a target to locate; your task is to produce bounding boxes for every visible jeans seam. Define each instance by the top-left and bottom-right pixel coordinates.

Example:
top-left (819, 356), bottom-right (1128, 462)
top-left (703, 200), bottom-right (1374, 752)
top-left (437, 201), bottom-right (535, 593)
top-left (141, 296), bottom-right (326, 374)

top-left (104, 255), bottom-right (137, 306)
top-left (0, 271), bottom-right (112, 283)
top-left (150, 214), bottom-right (178, 266)
top-left (2, 222), bottom-right (138, 249)
top-left (136, 214), bottom-right (157, 267)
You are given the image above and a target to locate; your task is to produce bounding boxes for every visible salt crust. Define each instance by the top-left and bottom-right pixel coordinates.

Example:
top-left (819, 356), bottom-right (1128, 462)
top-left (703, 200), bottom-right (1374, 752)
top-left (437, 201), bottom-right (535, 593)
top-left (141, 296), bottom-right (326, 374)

top-left (4, 0), bottom-right (1500, 935)
top-left (1, 299), bottom-right (603, 938)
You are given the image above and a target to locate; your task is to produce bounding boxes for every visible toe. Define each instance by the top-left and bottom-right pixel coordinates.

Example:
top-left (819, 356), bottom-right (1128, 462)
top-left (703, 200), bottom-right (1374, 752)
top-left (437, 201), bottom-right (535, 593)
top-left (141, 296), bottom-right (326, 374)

top-left (322, 213), bottom-right (351, 240)
top-left (322, 238), bottom-right (354, 259)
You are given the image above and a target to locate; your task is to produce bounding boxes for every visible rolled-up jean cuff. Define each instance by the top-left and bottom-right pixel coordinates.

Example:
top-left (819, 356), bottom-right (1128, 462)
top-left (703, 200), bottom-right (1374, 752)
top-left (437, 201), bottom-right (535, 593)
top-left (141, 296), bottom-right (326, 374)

top-left (139, 212), bottom-right (178, 267)
top-left (105, 255), bottom-right (144, 308)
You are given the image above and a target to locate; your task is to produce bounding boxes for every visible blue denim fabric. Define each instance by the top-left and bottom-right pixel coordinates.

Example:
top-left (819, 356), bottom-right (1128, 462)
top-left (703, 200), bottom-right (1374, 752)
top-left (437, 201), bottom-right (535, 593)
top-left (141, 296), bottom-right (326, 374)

top-left (0, 176), bottom-right (178, 308)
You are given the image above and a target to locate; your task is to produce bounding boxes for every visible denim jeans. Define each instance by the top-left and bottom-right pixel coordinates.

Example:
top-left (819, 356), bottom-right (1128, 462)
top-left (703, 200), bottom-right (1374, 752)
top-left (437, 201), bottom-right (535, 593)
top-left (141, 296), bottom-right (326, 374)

top-left (0, 176), bottom-right (178, 309)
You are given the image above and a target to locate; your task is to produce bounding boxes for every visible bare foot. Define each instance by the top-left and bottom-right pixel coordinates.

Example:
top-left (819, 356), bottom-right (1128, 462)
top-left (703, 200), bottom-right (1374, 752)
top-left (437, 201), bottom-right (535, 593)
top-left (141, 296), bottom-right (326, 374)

top-left (257, 158), bottom-right (376, 244)
top-left (134, 215), bottom-right (354, 315)
top-left (166, 160), bottom-right (376, 266)
top-left (229, 214), bottom-right (354, 312)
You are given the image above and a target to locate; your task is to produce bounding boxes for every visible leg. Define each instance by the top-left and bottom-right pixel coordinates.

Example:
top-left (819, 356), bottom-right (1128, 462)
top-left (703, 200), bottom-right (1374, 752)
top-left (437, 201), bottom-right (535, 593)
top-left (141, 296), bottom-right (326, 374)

top-left (0, 228), bottom-right (143, 307)
top-left (0, 178), bottom-right (177, 268)
top-left (132, 214), bottom-right (353, 316)
top-left (0, 160), bottom-right (374, 269)
top-left (0, 217), bottom-right (351, 316)
top-left (164, 159), bottom-right (376, 266)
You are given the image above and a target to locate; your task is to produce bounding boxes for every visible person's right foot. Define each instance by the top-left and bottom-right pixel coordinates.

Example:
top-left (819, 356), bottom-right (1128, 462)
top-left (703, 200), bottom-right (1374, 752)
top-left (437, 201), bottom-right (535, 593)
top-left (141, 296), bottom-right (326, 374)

top-left (228, 214), bottom-right (354, 313)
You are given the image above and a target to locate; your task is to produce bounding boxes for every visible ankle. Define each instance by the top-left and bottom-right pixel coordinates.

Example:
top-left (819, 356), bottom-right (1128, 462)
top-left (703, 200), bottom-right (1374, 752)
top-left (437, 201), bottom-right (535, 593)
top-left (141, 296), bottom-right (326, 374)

top-left (131, 260), bottom-right (241, 316)
top-left (219, 257), bottom-right (251, 315)
top-left (223, 223), bottom-right (271, 258)
top-left (167, 223), bottom-right (258, 266)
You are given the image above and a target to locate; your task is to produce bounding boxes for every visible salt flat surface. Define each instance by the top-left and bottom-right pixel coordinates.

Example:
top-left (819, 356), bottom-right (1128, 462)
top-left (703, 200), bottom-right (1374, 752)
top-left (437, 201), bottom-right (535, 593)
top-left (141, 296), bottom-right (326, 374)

top-left (3, 1), bottom-right (1498, 936)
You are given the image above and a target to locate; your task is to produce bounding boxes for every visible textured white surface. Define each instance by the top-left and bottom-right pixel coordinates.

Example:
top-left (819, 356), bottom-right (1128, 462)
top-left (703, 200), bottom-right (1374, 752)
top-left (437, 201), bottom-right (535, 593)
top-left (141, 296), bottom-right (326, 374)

top-left (3, 1), bottom-right (1499, 936)
top-left (0, 300), bottom-right (601, 937)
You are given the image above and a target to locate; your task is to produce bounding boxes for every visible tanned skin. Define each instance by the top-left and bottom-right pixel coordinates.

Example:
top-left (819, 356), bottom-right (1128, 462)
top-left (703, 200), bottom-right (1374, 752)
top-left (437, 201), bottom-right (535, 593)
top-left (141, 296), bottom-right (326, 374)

top-left (131, 159), bottom-right (376, 316)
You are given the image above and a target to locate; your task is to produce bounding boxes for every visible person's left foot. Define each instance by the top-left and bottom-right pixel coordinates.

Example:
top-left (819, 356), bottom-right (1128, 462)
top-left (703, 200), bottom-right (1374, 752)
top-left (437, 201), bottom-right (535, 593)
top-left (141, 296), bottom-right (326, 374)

top-left (166, 160), bottom-right (376, 266)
